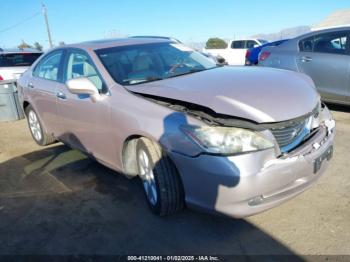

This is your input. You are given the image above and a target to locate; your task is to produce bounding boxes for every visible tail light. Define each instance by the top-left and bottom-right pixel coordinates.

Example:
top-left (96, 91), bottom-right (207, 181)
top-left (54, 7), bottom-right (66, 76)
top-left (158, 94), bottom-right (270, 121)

top-left (245, 50), bottom-right (251, 58)
top-left (259, 51), bottom-right (271, 61)
top-left (0, 75), bottom-right (3, 81)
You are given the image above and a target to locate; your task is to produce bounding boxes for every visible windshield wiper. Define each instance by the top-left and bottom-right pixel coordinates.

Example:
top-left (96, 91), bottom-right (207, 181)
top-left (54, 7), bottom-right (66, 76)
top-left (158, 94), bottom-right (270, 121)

top-left (166, 67), bottom-right (217, 79)
top-left (124, 76), bottom-right (163, 85)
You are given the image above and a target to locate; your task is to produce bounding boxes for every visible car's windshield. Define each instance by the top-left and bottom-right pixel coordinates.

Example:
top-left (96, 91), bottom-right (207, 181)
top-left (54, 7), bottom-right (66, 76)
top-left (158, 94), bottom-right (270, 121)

top-left (96, 42), bottom-right (218, 85)
top-left (258, 39), bottom-right (269, 45)
top-left (0, 53), bottom-right (42, 67)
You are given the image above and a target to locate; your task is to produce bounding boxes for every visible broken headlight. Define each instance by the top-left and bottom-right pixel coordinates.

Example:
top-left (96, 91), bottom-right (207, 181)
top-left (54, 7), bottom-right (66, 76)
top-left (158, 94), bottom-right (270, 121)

top-left (182, 126), bottom-right (274, 155)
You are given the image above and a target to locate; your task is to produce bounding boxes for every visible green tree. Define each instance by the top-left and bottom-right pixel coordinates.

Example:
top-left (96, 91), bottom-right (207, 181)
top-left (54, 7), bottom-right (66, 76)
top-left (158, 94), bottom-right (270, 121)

top-left (18, 40), bottom-right (32, 49)
top-left (33, 42), bottom-right (43, 51)
top-left (205, 38), bottom-right (228, 49)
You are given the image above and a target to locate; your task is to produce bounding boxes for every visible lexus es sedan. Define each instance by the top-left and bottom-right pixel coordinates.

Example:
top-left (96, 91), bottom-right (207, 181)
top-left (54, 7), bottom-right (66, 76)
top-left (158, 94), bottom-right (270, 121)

top-left (258, 27), bottom-right (350, 106)
top-left (17, 38), bottom-right (335, 218)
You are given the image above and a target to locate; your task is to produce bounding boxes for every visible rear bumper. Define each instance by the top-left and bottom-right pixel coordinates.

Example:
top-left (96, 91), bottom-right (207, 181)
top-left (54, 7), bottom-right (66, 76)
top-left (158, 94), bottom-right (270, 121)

top-left (170, 125), bottom-right (335, 218)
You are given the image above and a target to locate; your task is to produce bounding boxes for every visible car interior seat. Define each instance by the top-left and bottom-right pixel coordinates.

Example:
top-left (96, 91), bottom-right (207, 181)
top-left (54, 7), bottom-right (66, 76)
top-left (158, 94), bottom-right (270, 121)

top-left (127, 53), bottom-right (157, 81)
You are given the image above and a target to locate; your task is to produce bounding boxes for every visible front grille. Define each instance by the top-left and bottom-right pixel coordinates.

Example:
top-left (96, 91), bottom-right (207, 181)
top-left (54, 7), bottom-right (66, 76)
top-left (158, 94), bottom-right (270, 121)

top-left (271, 118), bottom-right (310, 152)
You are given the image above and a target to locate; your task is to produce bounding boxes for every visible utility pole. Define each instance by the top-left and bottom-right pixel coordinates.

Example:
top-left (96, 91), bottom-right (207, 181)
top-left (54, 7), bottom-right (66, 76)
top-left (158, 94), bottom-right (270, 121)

top-left (42, 3), bottom-right (53, 48)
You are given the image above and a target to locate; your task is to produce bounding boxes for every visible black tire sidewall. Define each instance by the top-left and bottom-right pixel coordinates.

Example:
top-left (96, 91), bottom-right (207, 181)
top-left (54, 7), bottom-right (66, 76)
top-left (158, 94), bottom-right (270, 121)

top-left (136, 139), bottom-right (162, 214)
top-left (25, 106), bottom-right (45, 146)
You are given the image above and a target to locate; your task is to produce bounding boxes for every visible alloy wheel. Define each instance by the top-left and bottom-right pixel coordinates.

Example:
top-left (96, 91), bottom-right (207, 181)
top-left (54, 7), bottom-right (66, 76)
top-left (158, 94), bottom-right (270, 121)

top-left (28, 110), bottom-right (42, 142)
top-left (138, 149), bottom-right (158, 206)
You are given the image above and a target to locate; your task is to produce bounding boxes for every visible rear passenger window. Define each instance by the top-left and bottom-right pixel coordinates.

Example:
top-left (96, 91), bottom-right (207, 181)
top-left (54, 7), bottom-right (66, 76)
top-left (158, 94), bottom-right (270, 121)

top-left (66, 51), bottom-right (105, 92)
top-left (33, 51), bottom-right (63, 81)
top-left (299, 32), bottom-right (348, 55)
top-left (231, 41), bottom-right (245, 49)
top-left (299, 36), bottom-right (314, 52)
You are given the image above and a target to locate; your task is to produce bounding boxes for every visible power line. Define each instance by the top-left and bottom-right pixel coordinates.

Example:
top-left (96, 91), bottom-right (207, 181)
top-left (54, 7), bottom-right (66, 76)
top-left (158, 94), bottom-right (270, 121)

top-left (0, 11), bottom-right (41, 34)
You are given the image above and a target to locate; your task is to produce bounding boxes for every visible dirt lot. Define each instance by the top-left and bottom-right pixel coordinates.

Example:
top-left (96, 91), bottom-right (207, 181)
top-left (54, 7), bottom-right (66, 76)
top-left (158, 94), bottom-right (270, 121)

top-left (0, 105), bottom-right (349, 257)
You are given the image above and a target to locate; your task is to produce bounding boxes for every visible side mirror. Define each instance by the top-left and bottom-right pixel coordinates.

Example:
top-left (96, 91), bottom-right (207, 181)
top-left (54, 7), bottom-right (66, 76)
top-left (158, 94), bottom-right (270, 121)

top-left (66, 77), bottom-right (100, 102)
top-left (215, 55), bottom-right (227, 66)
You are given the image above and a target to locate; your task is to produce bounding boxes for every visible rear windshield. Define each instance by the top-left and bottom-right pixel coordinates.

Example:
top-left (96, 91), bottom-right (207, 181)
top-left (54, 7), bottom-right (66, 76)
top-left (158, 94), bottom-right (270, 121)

top-left (0, 53), bottom-right (42, 67)
top-left (258, 39), bottom-right (269, 44)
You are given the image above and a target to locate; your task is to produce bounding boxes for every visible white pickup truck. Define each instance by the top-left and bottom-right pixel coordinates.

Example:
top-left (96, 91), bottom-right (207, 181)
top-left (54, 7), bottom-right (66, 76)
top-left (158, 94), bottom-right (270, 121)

top-left (204, 39), bottom-right (268, 65)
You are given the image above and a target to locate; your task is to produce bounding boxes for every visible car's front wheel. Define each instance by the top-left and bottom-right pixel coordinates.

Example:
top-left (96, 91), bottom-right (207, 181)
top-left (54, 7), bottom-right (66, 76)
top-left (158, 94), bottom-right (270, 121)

top-left (136, 137), bottom-right (184, 216)
top-left (25, 105), bottom-right (56, 146)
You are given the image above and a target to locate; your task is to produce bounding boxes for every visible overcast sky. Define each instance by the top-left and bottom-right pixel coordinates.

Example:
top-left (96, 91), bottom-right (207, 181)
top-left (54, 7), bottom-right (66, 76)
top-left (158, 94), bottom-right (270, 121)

top-left (1, 0), bottom-right (349, 49)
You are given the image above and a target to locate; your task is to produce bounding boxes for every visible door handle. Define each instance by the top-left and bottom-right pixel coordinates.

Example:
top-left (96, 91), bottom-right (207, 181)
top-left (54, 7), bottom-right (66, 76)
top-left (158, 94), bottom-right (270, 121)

top-left (28, 82), bottom-right (34, 88)
top-left (56, 91), bottom-right (66, 100)
top-left (300, 56), bottom-right (312, 62)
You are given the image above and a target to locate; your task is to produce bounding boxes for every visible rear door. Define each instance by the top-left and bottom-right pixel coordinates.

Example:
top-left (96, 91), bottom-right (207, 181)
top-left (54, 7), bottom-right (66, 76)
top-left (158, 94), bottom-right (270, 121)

top-left (296, 31), bottom-right (350, 103)
top-left (55, 48), bottom-right (113, 164)
top-left (29, 50), bottom-right (64, 134)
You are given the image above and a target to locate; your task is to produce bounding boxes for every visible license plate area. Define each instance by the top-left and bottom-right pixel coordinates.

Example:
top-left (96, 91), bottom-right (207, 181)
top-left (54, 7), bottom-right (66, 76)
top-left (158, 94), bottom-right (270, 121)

top-left (313, 145), bottom-right (333, 174)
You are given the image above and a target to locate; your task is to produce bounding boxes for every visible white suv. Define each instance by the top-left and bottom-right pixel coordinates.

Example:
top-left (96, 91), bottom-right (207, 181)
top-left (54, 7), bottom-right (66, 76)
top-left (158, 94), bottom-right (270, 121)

top-left (0, 48), bottom-right (42, 81)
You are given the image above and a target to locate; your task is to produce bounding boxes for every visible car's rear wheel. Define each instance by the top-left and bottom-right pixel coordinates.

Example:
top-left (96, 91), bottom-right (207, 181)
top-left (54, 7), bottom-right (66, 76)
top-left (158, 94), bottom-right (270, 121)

top-left (136, 137), bottom-right (184, 216)
top-left (25, 105), bottom-right (56, 146)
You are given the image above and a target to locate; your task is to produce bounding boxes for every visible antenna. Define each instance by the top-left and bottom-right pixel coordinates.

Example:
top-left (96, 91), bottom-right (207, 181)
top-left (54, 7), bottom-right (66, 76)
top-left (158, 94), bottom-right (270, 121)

top-left (42, 3), bottom-right (53, 48)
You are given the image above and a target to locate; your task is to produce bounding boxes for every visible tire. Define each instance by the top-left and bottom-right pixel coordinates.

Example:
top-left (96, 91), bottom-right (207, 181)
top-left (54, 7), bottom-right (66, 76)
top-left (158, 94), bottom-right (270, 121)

top-left (25, 105), bottom-right (56, 146)
top-left (136, 137), bottom-right (184, 216)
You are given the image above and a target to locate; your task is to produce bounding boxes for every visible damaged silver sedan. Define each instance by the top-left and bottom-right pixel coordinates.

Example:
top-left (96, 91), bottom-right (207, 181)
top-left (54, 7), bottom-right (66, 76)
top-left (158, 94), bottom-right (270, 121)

top-left (17, 38), bottom-right (335, 218)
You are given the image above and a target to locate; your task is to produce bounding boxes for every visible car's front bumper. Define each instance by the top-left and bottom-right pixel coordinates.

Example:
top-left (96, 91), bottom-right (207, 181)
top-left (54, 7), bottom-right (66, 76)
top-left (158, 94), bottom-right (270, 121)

top-left (169, 124), bottom-right (335, 218)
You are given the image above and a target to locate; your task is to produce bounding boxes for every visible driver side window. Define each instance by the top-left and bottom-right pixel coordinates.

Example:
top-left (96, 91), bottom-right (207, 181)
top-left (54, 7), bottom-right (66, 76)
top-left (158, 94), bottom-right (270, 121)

top-left (33, 51), bottom-right (63, 81)
top-left (65, 51), bottom-right (105, 92)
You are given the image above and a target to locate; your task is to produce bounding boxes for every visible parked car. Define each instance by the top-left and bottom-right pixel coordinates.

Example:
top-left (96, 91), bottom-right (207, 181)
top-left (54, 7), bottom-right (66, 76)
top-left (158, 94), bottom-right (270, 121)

top-left (0, 48), bottom-right (42, 81)
top-left (18, 38), bottom-right (335, 218)
top-left (258, 27), bottom-right (350, 105)
top-left (245, 39), bottom-right (289, 66)
top-left (205, 39), bottom-right (268, 65)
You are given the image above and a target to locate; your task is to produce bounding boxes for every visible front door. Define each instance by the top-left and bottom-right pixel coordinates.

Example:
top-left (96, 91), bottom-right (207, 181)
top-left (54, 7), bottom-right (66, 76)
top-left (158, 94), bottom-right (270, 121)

top-left (55, 49), bottom-right (113, 164)
top-left (229, 40), bottom-right (247, 65)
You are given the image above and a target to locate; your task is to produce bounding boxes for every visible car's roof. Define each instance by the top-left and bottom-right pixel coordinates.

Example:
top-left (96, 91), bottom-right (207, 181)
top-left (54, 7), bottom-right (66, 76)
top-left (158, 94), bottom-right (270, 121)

top-left (270, 26), bottom-right (350, 51)
top-left (293, 26), bottom-right (350, 40)
top-left (0, 48), bottom-right (42, 54)
top-left (61, 37), bottom-right (172, 52)
top-left (130, 36), bottom-right (182, 43)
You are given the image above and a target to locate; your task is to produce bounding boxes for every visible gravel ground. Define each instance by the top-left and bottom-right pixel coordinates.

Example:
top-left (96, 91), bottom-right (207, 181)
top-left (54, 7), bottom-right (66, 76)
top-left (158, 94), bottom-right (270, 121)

top-left (0, 105), bottom-right (349, 257)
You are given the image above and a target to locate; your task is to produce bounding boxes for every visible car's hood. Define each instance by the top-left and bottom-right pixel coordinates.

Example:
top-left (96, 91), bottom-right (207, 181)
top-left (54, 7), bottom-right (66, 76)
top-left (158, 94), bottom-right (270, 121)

top-left (126, 66), bottom-right (319, 123)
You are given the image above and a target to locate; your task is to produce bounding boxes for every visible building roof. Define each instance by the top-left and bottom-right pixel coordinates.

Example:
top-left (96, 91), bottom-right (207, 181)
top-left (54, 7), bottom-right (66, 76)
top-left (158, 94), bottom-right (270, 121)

top-left (312, 9), bottom-right (350, 31)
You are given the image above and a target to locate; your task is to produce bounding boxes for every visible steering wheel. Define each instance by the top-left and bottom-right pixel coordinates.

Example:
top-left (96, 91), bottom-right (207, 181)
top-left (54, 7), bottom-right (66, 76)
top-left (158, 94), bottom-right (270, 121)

top-left (168, 62), bottom-right (187, 74)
